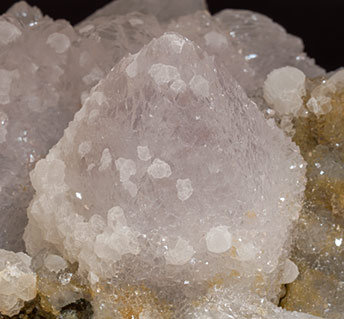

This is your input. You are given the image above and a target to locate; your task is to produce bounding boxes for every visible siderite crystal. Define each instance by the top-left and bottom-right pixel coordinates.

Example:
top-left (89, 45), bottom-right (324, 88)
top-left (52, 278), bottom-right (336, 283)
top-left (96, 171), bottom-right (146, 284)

top-left (24, 31), bottom-right (306, 316)
top-left (0, 249), bottom-right (36, 316)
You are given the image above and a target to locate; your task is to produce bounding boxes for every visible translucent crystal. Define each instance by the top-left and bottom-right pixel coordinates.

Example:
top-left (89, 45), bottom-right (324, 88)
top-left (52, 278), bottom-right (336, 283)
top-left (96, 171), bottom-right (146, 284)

top-left (0, 3), bottom-right (162, 252)
top-left (85, 0), bottom-right (207, 23)
top-left (0, 4), bottom-right (81, 251)
top-left (0, 249), bottom-right (36, 316)
top-left (215, 10), bottom-right (325, 90)
top-left (24, 32), bottom-right (305, 313)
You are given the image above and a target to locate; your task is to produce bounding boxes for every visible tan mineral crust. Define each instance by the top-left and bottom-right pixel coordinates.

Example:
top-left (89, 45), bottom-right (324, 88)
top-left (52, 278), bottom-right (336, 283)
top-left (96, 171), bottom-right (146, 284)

top-left (0, 0), bottom-right (342, 318)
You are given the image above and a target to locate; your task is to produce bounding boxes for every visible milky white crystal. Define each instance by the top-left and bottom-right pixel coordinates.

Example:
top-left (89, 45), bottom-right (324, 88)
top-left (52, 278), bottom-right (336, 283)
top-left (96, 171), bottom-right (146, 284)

top-left (264, 66), bottom-right (306, 116)
top-left (24, 32), bottom-right (305, 298)
top-left (0, 249), bottom-right (36, 316)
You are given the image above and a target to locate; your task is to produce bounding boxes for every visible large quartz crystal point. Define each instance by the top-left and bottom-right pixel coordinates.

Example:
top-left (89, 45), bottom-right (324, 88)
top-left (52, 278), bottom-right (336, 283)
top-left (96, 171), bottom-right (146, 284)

top-left (0, 249), bottom-right (37, 316)
top-left (84, 0), bottom-right (207, 23)
top-left (24, 32), bottom-right (305, 296)
top-left (0, 3), bottom-right (83, 252)
top-left (215, 10), bottom-right (325, 90)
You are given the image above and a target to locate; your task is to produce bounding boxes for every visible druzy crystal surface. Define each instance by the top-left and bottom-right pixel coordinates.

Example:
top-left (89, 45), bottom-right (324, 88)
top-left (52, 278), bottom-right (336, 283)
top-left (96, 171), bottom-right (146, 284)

top-left (0, 0), bottom-right (342, 318)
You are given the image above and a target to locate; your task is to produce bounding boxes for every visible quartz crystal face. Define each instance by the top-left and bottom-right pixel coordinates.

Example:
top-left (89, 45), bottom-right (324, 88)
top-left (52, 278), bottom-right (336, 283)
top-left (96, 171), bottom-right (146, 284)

top-left (24, 31), bottom-right (305, 309)
top-left (0, 0), bottom-right (341, 318)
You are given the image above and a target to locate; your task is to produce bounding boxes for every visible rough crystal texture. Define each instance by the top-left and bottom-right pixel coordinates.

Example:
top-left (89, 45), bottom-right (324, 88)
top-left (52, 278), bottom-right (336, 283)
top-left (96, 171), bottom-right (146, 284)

top-left (24, 31), bottom-right (305, 310)
top-left (183, 286), bottom-right (320, 319)
top-left (0, 3), bottom-right (163, 252)
top-left (264, 68), bottom-right (344, 318)
top-left (85, 0), bottom-right (207, 23)
top-left (0, 3), bottom-right (81, 252)
top-left (0, 249), bottom-right (36, 316)
top-left (215, 10), bottom-right (324, 91)
top-left (0, 1), bottom-right (336, 318)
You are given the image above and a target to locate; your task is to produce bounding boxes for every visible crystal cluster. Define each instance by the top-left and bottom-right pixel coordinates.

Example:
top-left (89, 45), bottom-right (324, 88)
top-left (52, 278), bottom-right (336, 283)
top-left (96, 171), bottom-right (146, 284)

top-left (0, 0), bottom-right (341, 318)
top-left (264, 67), bottom-right (344, 318)
top-left (0, 250), bottom-right (36, 316)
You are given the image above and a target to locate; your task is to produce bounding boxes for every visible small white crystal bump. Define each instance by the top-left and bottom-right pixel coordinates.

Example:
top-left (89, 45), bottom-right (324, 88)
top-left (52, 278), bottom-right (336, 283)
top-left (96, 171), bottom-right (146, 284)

top-left (206, 226), bottom-right (232, 254)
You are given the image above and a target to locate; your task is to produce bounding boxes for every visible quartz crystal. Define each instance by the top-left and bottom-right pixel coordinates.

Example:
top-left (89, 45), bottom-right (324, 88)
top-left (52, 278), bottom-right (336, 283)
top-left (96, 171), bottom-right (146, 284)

top-left (24, 30), bottom-right (305, 315)
top-left (85, 0), bottom-right (207, 23)
top-left (0, 249), bottom-right (36, 316)
top-left (0, 2), bottom-right (81, 252)
top-left (0, 0), bottom-right (340, 318)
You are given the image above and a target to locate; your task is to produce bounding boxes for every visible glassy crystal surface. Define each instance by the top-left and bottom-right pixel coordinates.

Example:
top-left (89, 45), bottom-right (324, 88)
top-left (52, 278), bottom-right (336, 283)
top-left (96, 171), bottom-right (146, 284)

top-left (24, 31), bottom-right (305, 316)
top-left (264, 68), bottom-right (344, 318)
top-left (215, 10), bottom-right (324, 90)
top-left (1, 0), bottom-right (339, 318)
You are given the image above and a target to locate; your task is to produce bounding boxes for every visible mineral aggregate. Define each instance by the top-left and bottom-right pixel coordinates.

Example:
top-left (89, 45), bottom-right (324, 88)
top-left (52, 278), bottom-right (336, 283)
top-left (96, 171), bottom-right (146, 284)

top-left (263, 68), bottom-right (344, 318)
top-left (0, 0), bottom-right (339, 318)
top-left (0, 250), bottom-right (36, 316)
top-left (23, 30), bottom-right (307, 317)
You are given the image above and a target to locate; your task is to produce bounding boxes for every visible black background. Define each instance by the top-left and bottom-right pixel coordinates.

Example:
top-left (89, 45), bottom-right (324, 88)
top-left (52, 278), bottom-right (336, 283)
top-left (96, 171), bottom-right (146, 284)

top-left (0, 0), bottom-right (343, 72)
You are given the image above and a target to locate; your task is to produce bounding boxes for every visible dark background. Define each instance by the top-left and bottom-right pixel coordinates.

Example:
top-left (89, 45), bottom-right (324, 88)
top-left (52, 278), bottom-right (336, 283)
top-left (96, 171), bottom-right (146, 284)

top-left (0, 0), bottom-right (343, 72)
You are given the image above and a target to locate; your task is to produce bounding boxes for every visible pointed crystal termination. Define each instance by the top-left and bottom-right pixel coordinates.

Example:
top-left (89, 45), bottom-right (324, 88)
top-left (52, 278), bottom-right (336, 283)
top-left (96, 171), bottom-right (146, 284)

top-left (24, 32), bottom-right (305, 304)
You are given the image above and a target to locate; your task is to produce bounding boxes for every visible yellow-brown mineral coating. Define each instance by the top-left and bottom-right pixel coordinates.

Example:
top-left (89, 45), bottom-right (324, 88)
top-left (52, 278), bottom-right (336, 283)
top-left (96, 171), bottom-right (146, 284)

top-left (282, 84), bottom-right (344, 317)
top-left (91, 283), bottom-right (173, 319)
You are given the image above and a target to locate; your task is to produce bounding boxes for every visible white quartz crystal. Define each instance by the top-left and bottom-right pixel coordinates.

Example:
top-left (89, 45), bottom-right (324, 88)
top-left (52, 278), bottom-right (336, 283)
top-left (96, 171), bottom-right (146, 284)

top-left (0, 249), bottom-right (36, 316)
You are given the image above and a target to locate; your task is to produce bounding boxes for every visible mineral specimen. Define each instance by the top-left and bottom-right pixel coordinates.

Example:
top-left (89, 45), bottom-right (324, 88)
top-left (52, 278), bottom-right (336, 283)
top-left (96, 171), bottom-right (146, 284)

top-left (0, 0), bottom-right (341, 318)
top-left (0, 249), bottom-right (36, 316)
top-left (24, 30), bottom-right (305, 315)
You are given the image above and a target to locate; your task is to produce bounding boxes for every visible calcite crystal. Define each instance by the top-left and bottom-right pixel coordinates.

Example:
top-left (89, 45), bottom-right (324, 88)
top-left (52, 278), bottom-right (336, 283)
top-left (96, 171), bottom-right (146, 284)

top-left (1, 0), bottom-right (342, 318)
top-left (264, 68), bottom-right (344, 318)
top-left (0, 249), bottom-right (36, 316)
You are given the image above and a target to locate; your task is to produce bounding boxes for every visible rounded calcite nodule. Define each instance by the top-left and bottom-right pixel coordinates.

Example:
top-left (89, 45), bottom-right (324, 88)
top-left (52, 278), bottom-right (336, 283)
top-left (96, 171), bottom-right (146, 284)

top-left (24, 32), bottom-right (305, 292)
top-left (0, 249), bottom-right (37, 316)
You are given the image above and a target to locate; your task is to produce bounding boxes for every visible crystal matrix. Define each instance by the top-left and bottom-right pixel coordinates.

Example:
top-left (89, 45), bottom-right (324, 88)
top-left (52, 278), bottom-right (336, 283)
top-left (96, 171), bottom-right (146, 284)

top-left (0, 0), bottom-right (340, 318)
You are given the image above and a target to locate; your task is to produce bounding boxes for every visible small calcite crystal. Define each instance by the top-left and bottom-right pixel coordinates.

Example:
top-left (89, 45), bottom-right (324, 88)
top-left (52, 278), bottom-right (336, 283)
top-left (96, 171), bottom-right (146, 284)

top-left (24, 31), bottom-right (305, 315)
top-left (0, 249), bottom-right (36, 316)
top-left (264, 68), bottom-right (344, 318)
